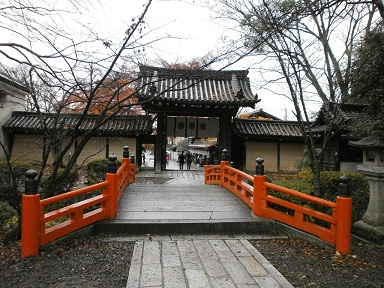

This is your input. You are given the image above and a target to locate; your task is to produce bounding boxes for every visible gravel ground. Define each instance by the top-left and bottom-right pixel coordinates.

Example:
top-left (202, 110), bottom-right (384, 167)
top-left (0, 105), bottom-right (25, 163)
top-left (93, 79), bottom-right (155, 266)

top-left (0, 235), bottom-right (134, 288)
top-left (251, 236), bottom-right (384, 288)
top-left (1, 233), bottom-right (383, 287)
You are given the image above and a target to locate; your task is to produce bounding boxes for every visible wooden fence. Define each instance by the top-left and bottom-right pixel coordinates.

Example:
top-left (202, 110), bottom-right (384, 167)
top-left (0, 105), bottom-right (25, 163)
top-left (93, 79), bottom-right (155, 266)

top-left (205, 158), bottom-right (352, 254)
top-left (21, 147), bottom-right (135, 257)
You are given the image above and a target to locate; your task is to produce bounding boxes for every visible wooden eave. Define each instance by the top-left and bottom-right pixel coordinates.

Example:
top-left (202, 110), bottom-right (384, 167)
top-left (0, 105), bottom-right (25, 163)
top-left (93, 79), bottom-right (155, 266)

top-left (3, 111), bottom-right (153, 137)
top-left (137, 65), bottom-right (258, 115)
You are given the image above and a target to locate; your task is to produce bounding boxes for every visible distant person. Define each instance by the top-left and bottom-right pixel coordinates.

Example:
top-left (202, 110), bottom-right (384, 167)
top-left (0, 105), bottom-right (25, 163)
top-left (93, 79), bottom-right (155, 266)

top-left (178, 151), bottom-right (186, 170)
top-left (186, 151), bottom-right (192, 170)
top-left (166, 152), bottom-right (170, 165)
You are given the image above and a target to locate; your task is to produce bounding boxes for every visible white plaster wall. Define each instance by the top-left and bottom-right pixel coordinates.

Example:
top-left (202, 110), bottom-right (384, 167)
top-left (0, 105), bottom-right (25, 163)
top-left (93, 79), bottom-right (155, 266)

top-left (0, 90), bottom-right (26, 160)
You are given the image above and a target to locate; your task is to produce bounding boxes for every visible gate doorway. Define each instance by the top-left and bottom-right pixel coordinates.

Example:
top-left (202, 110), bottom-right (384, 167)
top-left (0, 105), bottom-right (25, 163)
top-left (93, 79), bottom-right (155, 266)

top-left (137, 136), bottom-right (156, 170)
top-left (137, 65), bottom-right (258, 173)
top-left (165, 116), bottom-right (219, 171)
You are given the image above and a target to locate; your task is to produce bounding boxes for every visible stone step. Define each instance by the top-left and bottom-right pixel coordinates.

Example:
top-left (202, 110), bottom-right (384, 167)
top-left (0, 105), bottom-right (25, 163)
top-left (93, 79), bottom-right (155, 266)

top-left (93, 218), bottom-right (283, 236)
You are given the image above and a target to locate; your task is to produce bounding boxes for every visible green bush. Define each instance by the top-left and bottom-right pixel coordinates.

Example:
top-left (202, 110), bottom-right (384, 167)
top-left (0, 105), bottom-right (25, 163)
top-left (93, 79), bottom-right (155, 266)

top-left (0, 160), bottom-right (33, 211)
top-left (319, 171), bottom-right (369, 223)
top-left (86, 158), bottom-right (121, 185)
top-left (40, 168), bottom-right (79, 198)
top-left (269, 180), bottom-right (314, 216)
top-left (298, 170), bottom-right (370, 223)
top-left (86, 159), bottom-right (110, 184)
top-left (0, 201), bottom-right (18, 233)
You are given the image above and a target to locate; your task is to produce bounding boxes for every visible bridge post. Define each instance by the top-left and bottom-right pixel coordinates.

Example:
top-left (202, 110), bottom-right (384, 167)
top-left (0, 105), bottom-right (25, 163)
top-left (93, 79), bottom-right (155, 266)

top-left (335, 175), bottom-right (352, 254)
top-left (122, 146), bottom-right (130, 183)
top-left (123, 146), bottom-right (129, 158)
top-left (130, 155), bottom-right (136, 183)
top-left (106, 154), bottom-right (118, 218)
top-left (253, 157), bottom-right (267, 218)
top-left (220, 149), bottom-right (230, 187)
top-left (21, 169), bottom-right (40, 257)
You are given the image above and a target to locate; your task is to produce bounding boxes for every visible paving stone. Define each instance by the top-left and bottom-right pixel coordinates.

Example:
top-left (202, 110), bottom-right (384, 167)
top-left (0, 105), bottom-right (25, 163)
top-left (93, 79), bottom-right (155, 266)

top-left (210, 277), bottom-right (237, 288)
top-left (142, 241), bottom-right (160, 264)
top-left (209, 239), bottom-right (238, 263)
top-left (162, 254), bottom-right (182, 267)
top-left (177, 240), bottom-right (203, 270)
top-left (201, 258), bottom-right (228, 277)
top-left (184, 269), bottom-right (211, 288)
top-left (163, 267), bottom-right (186, 288)
top-left (125, 241), bottom-right (143, 288)
top-left (239, 256), bottom-right (268, 277)
top-left (254, 276), bottom-right (283, 288)
top-left (223, 261), bottom-right (256, 285)
top-left (141, 263), bottom-right (162, 287)
top-left (226, 239), bottom-right (252, 257)
top-left (193, 239), bottom-right (219, 259)
top-left (161, 240), bottom-right (179, 255)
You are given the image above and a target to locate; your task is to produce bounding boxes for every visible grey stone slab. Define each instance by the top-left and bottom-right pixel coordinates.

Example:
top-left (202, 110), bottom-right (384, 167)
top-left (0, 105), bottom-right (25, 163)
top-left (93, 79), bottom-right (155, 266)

top-left (209, 239), bottom-right (238, 263)
top-left (193, 239), bottom-right (218, 259)
top-left (177, 240), bottom-right (203, 270)
top-left (254, 276), bottom-right (282, 288)
top-left (126, 241), bottom-right (143, 288)
top-left (119, 203), bottom-right (247, 212)
top-left (163, 266), bottom-right (186, 288)
top-left (239, 256), bottom-right (268, 277)
top-left (201, 257), bottom-right (228, 277)
top-left (141, 263), bottom-right (162, 287)
top-left (223, 261), bottom-right (256, 285)
top-left (142, 241), bottom-right (160, 264)
top-left (225, 239), bottom-right (252, 257)
top-left (161, 240), bottom-right (179, 255)
top-left (184, 269), bottom-right (211, 288)
top-left (211, 211), bottom-right (254, 220)
top-left (210, 277), bottom-right (237, 288)
top-left (236, 284), bottom-right (260, 288)
top-left (116, 211), bottom-right (214, 220)
top-left (162, 253), bottom-right (182, 267)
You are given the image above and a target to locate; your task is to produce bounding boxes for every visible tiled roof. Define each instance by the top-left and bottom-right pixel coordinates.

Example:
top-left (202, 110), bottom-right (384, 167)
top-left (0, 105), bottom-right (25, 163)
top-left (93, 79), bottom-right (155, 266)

top-left (312, 103), bottom-right (376, 136)
top-left (137, 65), bottom-right (257, 107)
top-left (0, 74), bottom-right (30, 93)
top-left (3, 111), bottom-right (153, 136)
top-left (233, 118), bottom-right (304, 141)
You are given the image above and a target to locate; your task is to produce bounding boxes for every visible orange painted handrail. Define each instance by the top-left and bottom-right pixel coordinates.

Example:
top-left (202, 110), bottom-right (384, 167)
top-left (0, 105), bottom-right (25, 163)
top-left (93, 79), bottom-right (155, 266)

top-left (21, 158), bottom-right (136, 257)
top-left (205, 162), bottom-right (352, 254)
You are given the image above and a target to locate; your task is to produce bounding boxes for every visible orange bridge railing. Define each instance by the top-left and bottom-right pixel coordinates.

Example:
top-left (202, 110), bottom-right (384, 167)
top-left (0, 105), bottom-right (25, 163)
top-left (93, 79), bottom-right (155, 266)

top-left (204, 157), bottom-right (352, 255)
top-left (21, 146), bottom-right (136, 257)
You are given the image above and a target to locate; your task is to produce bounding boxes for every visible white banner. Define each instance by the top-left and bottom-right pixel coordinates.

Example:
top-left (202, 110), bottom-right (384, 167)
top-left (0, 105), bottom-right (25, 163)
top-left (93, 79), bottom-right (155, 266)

top-left (197, 117), bottom-right (218, 138)
top-left (186, 117), bottom-right (197, 138)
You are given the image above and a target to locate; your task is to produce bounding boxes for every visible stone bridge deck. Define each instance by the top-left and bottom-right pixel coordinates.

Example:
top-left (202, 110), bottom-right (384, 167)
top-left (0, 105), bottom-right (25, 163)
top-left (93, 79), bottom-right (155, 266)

top-left (96, 170), bottom-right (281, 235)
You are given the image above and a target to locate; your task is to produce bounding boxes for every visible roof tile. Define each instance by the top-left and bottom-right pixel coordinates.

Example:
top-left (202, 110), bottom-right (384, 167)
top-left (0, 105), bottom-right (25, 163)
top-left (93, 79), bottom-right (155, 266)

top-left (137, 66), bottom-right (257, 107)
top-left (3, 111), bottom-right (153, 136)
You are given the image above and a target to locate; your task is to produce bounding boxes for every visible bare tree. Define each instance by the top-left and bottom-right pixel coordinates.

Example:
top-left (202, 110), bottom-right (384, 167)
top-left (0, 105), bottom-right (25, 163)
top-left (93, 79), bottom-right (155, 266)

top-left (0, 0), bottom-right (155, 197)
top-left (216, 0), bottom-right (377, 195)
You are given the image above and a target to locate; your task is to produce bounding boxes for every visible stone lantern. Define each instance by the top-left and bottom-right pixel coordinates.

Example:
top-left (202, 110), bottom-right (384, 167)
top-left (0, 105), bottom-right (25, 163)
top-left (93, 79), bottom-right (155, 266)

top-left (349, 121), bottom-right (384, 243)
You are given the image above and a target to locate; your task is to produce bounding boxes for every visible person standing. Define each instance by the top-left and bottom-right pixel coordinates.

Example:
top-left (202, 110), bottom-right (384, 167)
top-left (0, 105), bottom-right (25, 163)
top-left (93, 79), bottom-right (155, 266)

top-left (178, 151), bottom-right (186, 170)
top-left (186, 151), bottom-right (192, 170)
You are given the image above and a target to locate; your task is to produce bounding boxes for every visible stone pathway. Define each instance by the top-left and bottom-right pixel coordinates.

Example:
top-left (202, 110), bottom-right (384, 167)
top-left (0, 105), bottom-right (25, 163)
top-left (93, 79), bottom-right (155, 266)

top-left (126, 237), bottom-right (293, 288)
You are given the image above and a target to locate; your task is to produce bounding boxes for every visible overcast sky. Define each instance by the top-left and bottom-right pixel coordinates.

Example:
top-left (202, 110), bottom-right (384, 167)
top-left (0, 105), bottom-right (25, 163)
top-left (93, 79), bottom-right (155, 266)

top-left (7, 0), bottom-right (314, 120)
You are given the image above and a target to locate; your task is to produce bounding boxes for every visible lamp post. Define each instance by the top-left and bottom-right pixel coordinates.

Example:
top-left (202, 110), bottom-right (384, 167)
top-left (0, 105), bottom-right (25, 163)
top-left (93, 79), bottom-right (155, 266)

top-left (349, 121), bottom-right (384, 243)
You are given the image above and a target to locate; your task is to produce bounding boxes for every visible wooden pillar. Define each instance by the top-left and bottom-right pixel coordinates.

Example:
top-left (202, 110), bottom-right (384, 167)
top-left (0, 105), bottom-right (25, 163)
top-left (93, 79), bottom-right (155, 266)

top-left (155, 112), bottom-right (166, 173)
top-left (218, 114), bottom-right (232, 161)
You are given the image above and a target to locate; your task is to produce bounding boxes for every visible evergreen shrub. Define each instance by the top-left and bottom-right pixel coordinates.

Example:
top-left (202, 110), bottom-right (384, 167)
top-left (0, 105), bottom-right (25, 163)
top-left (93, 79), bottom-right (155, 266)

top-left (0, 160), bottom-right (33, 210)
top-left (86, 159), bottom-right (110, 185)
